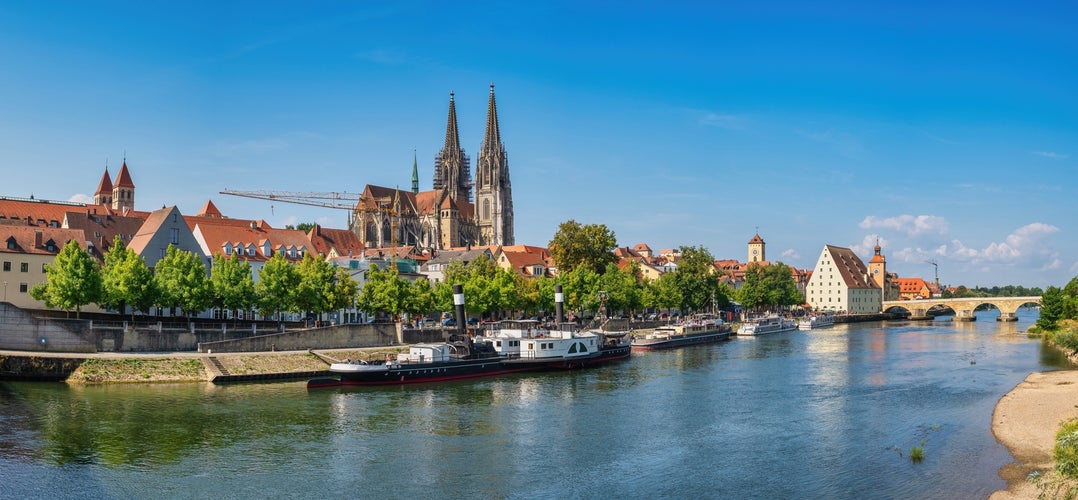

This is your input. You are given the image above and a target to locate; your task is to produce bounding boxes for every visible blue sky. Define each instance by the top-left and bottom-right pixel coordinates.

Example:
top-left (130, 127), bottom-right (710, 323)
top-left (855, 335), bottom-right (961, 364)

top-left (1, 1), bottom-right (1075, 288)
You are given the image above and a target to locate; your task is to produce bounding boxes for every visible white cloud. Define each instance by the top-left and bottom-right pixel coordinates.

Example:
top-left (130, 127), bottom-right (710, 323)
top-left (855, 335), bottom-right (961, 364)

top-left (1033, 151), bottom-right (1068, 159)
top-left (698, 112), bottom-right (742, 130)
top-left (851, 234), bottom-right (888, 257)
top-left (781, 248), bottom-right (800, 260)
top-left (859, 215), bottom-right (949, 238)
top-left (937, 223), bottom-right (1059, 265)
top-left (68, 193), bottom-right (93, 204)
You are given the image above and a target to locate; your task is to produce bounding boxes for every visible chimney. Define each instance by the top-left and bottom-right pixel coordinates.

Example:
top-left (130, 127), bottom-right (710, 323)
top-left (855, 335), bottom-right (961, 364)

top-left (34, 230), bottom-right (43, 248)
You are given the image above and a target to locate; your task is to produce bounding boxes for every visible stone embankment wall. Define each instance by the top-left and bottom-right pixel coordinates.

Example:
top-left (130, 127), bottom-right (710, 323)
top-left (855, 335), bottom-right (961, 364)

top-left (0, 302), bottom-right (96, 353)
top-left (197, 323), bottom-right (445, 353)
top-left (0, 355), bottom-right (83, 381)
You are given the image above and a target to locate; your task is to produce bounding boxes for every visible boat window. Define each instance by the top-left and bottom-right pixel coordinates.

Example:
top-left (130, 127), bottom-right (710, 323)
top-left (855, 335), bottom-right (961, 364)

top-left (568, 343), bottom-right (577, 353)
top-left (579, 343), bottom-right (588, 352)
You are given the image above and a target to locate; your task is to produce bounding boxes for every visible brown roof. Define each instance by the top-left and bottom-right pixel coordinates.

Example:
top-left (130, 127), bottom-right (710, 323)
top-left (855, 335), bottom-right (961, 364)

top-left (197, 200), bottom-right (223, 218)
top-left (307, 224), bottom-right (365, 257)
top-left (896, 277), bottom-right (929, 293)
top-left (62, 210), bottom-right (148, 260)
top-left (748, 233), bottom-right (765, 244)
top-left (0, 197), bottom-right (110, 228)
top-left (95, 168), bottom-right (113, 196)
top-left (114, 161), bottom-right (135, 188)
top-left (498, 249), bottom-right (548, 276)
top-left (194, 223), bottom-right (311, 262)
top-left (0, 226), bottom-right (84, 256)
top-left (127, 206), bottom-right (175, 257)
top-left (825, 245), bottom-right (876, 289)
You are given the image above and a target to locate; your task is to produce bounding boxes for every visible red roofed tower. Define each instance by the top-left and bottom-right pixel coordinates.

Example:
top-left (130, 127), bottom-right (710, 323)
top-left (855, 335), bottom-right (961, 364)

top-left (94, 166), bottom-right (113, 207)
top-left (112, 160), bottom-right (136, 212)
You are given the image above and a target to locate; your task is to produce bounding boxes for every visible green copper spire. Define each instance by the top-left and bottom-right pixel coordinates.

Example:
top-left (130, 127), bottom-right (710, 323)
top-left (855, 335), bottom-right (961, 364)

top-left (411, 148), bottom-right (419, 194)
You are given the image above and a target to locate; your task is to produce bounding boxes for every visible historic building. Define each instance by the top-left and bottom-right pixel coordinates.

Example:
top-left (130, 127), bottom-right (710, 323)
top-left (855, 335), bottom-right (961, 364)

top-left (93, 161), bottom-right (136, 213)
top-left (805, 245), bottom-right (882, 314)
top-left (748, 233), bottom-right (765, 263)
top-left (352, 85), bottom-right (514, 251)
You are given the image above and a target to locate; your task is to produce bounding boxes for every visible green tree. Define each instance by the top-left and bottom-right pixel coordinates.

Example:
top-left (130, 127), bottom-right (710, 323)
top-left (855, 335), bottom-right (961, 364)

top-left (256, 253), bottom-right (300, 320)
top-left (402, 277), bottom-right (435, 320)
top-left (328, 267), bottom-right (359, 313)
top-left (153, 245), bottom-right (210, 317)
top-left (99, 237), bottom-right (156, 319)
top-left (547, 220), bottom-right (618, 274)
top-left (209, 253), bottom-right (255, 320)
top-left (1038, 286), bottom-right (1064, 330)
top-left (355, 265), bottom-right (409, 320)
top-left (294, 253), bottom-right (337, 324)
top-left (559, 266), bottom-right (602, 313)
top-left (1062, 276), bottom-right (1078, 321)
top-left (600, 261), bottom-right (642, 315)
top-left (737, 262), bottom-right (801, 311)
top-left (32, 240), bottom-right (101, 318)
top-left (671, 245), bottom-right (726, 313)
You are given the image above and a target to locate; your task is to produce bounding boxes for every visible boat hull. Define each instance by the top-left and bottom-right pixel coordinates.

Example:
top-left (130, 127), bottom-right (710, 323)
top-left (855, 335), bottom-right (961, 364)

top-left (631, 330), bottom-right (732, 350)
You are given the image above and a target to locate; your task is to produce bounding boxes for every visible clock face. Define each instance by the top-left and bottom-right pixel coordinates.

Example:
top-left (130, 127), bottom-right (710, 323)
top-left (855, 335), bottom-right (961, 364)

top-left (752, 249), bottom-right (758, 255)
top-left (873, 269), bottom-right (879, 274)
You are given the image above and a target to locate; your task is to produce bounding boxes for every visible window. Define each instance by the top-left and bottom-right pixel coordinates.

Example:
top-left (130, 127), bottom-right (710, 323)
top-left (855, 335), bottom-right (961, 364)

top-left (19, 283), bottom-right (28, 293)
top-left (41, 263), bottom-right (46, 273)
top-left (20, 263), bottom-right (28, 273)
top-left (2, 261), bottom-right (9, 272)
top-left (5, 238), bottom-right (14, 250)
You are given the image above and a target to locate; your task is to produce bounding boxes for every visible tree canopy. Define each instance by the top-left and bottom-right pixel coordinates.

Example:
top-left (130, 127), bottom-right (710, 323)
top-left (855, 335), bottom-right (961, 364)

top-left (31, 240), bottom-right (101, 318)
top-left (100, 237), bottom-right (156, 318)
top-left (737, 262), bottom-right (801, 311)
top-left (547, 220), bottom-right (618, 274)
top-left (153, 245), bottom-right (211, 317)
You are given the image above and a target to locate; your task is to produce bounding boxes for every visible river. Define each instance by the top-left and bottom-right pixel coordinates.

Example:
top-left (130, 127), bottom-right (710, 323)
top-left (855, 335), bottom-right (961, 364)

top-left (0, 308), bottom-right (1065, 499)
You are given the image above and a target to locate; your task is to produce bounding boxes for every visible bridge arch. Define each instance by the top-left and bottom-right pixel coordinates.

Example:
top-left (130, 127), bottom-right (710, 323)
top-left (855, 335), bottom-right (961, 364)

top-left (882, 296), bottom-right (1041, 322)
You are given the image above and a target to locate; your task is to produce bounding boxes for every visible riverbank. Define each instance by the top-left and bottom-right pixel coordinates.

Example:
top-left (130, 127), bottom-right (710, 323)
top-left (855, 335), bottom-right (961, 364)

top-left (0, 347), bottom-right (404, 384)
top-left (991, 369), bottom-right (1078, 499)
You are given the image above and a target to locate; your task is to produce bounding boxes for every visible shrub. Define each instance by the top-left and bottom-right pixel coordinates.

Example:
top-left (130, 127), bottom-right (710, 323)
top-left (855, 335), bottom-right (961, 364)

top-left (1055, 418), bottom-right (1078, 478)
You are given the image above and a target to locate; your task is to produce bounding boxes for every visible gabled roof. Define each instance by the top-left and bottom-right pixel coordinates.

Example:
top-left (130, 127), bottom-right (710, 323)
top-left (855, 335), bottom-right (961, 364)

top-left (114, 161), bottom-right (135, 188)
top-left (127, 206), bottom-right (179, 256)
top-left (424, 248), bottom-right (493, 267)
top-left (0, 226), bottom-right (84, 255)
top-left (748, 233), bottom-right (765, 244)
top-left (498, 248), bottom-right (548, 276)
top-left (824, 245), bottom-right (876, 289)
top-left (307, 224), bottom-right (365, 258)
top-left (197, 200), bottom-right (223, 218)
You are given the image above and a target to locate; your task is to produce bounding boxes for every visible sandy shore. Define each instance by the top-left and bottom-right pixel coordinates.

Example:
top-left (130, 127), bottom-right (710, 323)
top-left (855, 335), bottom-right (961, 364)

top-left (991, 370), bottom-right (1078, 499)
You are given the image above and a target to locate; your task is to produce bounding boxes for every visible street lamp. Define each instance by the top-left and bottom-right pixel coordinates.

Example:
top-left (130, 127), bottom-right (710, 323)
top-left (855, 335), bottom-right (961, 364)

top-left (3, 281), bottom-right (7, 302)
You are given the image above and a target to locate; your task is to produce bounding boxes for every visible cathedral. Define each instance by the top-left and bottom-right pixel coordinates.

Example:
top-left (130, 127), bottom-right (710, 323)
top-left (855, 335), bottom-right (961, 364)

top-left (352, 84), bottom-right (514, 251)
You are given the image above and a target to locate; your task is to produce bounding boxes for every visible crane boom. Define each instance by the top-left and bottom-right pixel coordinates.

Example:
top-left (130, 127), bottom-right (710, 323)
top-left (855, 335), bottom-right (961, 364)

top-left (219, 189), bottom-right (362, 210)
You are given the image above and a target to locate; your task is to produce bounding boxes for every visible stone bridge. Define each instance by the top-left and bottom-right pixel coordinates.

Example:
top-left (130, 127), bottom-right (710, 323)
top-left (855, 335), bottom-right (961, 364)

top-left (882, 296), bottom-right (1041, 322)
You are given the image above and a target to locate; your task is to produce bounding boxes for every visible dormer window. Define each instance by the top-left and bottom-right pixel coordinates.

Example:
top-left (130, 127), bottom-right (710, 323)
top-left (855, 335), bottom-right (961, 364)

top-left (247, 244), bottom-right (255, 257)
top-left (223, 242), bottom-right (233, 256)
top-left (45, 239), bottom-right (57, 252)
top-left (262, 241), bottom-right (271, 256)
top-left (6, 236), bottom-right (15, 250)
top-left (288, 246), bottom-right (297, 259)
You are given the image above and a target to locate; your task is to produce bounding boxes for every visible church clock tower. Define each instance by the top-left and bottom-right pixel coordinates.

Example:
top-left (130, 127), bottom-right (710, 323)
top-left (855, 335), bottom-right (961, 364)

top-left (748, 232), bottom-right (765, 263)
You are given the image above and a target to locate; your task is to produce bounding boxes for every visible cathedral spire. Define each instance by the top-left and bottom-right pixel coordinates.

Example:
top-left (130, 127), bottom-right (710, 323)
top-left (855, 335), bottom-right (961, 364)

top-left (411, 148), bottom-right (419, 195)
top-left (432, 91), bottom-right (471, 202)
top-left (481, 83), bottom-right (501, 153)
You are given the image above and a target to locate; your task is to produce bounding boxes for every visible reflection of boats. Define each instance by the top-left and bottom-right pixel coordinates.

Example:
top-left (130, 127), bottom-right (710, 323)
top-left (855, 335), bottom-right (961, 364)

top-left (737, 316), bottom-right (797, 336)
top-left (798, 313), bottom-right (835, 330)
top-left (632, 315), bottom-right (732, 350)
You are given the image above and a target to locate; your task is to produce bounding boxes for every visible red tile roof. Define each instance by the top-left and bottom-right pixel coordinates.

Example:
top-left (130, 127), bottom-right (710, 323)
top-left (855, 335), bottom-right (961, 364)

top-left (307, 224), bottom-right (365, 257)
top-left (95, 168), bottom-right (113, 196)
top-left (114, 161), bottom-right (135, 188)
top-left (0, 226), bottom-right (85, 256)
top-left (0, 197), bottom-right (109, 228)
top-left (825, 245), bottom-right (876, 289)
top-left (197, 200), bottom-right (223, 218)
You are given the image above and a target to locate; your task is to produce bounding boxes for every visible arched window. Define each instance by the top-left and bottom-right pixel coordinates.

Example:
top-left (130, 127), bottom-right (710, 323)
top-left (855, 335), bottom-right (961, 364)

top-left (483, 200), bottom-right (491, 220)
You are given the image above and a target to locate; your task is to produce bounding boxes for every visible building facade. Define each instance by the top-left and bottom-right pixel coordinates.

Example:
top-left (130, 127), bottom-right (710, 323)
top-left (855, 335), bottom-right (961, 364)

top-left (805, 244), bottom-right (882, 314)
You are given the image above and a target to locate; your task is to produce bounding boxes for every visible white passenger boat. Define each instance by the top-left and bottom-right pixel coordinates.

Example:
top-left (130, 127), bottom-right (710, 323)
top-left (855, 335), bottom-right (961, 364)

top-left (737, 316), bottom-right (797, 336)
top-left (798, 313), bottom-right (835, 330)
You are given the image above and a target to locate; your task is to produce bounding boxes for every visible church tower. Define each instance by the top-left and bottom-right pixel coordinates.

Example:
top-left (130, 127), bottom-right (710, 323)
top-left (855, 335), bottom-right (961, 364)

top-left (432, 92), bottom-right (472, 203)
top-left (112, 160), bottom-right (136, 212)
top-left (411, 149), bottom-right (419, 195)
top-left (474, 83), bottom-right (514, 246)
top-left (94, 165), bottom-right (113, 207)
top-left (868, 239), bottom-right (886, 289)
top-left (748, 232), bottom-right (765, 263)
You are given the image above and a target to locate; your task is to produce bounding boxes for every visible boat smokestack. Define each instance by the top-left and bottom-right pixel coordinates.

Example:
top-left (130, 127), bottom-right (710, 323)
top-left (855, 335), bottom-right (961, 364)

top-left (555, 284), bottom-right (564, 324)
top-left (453, 283), bottom-right (466, 336)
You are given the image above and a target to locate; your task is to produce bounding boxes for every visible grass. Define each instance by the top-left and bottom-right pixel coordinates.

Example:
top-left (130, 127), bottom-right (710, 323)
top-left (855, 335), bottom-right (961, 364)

top-left (68, 358), bottom-right (206, 384)
top-left (909, 442), bottom-right (925, 463)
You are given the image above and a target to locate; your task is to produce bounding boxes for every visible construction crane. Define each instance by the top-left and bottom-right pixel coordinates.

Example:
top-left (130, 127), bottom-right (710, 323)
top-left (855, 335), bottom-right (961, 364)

top-left (923, 259), bottom-right (940, 289)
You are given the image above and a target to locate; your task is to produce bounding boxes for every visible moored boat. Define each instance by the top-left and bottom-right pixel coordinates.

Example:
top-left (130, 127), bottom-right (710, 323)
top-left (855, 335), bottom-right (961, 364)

top-left (632, 315), bottom-right (732, 350)
top-left (737, 316), bottom-right (797, 336)
top-left (798, 313), bottom-right (835, 330)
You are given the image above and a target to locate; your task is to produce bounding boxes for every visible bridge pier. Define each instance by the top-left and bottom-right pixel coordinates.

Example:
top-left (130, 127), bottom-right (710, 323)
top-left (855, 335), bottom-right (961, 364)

top-left (955, 310), bottom-right (977, 322)
top-left (908, 308), bottom-right (933, 321)
top-left (998, 312), bottom-right (1018, 322)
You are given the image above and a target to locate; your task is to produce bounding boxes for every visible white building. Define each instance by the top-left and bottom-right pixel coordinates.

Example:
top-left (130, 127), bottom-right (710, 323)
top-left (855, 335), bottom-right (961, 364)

top-left (805, 245), bottom-right (882, 314)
